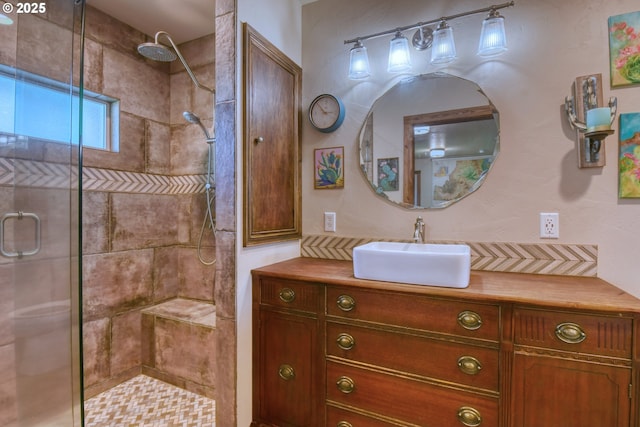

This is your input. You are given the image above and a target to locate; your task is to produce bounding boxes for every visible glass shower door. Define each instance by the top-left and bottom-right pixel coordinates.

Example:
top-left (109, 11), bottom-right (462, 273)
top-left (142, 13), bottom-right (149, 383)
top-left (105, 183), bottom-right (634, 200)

top-left (0, 0), bottom-right (84, 425)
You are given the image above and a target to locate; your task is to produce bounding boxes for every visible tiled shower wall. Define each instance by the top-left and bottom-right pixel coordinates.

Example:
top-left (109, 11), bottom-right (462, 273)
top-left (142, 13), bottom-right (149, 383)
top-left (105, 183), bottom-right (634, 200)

top-left (79, 7), bottom-right (216, 397)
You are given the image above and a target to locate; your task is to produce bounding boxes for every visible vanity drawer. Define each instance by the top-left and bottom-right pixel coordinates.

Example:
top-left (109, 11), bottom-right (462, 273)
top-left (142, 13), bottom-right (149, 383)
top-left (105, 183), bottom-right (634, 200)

top-left (514, 308), bottom-right (633, 358)
top-left (327, 321), bottom-right (499, 391)
top-left (327, 286), bottom-right (500, 341)
top-left (258, 278), bottom-right (321, 313)
top-left (327, 404), bottom-right (403, 427)
top-left (327, 360), bottom-right (499, 427)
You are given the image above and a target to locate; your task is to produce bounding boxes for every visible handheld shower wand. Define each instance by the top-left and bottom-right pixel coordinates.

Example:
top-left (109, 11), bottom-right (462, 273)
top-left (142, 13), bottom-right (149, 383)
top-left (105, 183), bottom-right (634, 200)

top-left (183, 111), bottom-right (216, 265)
top-left (137, 31), bottom-right (214, 93)
top-left (183, 111), bottom-right (215, 144)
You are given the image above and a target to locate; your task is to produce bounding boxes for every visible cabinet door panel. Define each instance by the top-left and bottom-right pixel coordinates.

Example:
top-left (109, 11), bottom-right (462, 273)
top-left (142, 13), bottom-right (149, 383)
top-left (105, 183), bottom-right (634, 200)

top-left (512, 354), bottom-right (631, 427)
top-left (259, 310), bottom-right (317, 426)
top-left (243, 23), bottom-right (302, 246)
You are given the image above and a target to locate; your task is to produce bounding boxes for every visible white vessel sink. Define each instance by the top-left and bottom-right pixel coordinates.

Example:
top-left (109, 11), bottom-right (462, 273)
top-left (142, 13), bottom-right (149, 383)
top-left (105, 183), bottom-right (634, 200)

top-left (353, 241), bottom-right (471, 288)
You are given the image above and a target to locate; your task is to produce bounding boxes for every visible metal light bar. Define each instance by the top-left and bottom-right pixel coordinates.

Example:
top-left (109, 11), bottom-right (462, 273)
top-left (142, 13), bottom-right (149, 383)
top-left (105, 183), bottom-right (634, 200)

top-left (344, 1), bottom-right (515, 45)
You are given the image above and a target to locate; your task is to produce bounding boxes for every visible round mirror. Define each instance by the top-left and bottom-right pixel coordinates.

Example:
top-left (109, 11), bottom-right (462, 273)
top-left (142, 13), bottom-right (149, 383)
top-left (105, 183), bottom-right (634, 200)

top-left (359, 72), bottom-right (499, 209)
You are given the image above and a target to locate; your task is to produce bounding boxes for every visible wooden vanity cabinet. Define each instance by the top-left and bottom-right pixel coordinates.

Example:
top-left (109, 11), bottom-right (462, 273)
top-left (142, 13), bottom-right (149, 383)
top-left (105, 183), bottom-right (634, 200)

top-left (511, 307), bottom-right (634, 427)
top-left (252, 258), bottom-right (640, 427)
top-left (252, 277), bottom-right (324, 427)
top-left (325, 286), bottom-right (501, 426)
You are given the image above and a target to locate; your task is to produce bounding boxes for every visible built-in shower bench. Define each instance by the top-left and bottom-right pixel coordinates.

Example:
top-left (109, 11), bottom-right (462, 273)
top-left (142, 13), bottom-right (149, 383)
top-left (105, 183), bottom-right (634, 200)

top-left (141, 298), bottom-right (216, 399)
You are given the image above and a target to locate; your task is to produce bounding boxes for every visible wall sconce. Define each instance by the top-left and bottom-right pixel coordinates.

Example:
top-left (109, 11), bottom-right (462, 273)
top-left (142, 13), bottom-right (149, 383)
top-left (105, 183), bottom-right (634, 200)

top-left (477, 9), bottom-right (508, 56)
top-left (345, 1), bottom-right (514, 80)
top-left (348, 40), bottom-right (371, 80)
top-left (564, 73), bottom-right (618, 168)
top-left (388, 31), bottom-right (412, 72)
top-left (431, 20), bottom-right (457, 64)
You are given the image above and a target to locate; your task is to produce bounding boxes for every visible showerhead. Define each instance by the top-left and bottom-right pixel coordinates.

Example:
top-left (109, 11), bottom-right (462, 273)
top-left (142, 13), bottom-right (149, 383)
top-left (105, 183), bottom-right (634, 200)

top-left (137, 31), bottom-right (214, 93)
top-left (183, 111), bottom-right (214, 143)
top-left (137, 42), bottom-right (177, 62)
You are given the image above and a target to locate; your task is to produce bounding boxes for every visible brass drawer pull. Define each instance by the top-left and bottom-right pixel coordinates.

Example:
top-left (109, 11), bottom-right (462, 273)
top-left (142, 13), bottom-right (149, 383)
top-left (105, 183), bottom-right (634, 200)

top-left (336, 294), bottom-right (356, 311)
top-left (458, 310), bottom-right (483, 330)
top-left (278, 364), bottom-right (295, 381)
top-left (337, 422), bottom-right (353, 427)
top-left (278, 287), bottom-right (296, 303)
top-left (336, 376), bottom-right (355, 393)
top-left (337, 333), bottom-right (356, 350)
top-left (457, 406), bottom-right (482, 426)
top-left (555, 322), bottom-right (586, 344)
top-left (457, 356), bottom-right (482, 375)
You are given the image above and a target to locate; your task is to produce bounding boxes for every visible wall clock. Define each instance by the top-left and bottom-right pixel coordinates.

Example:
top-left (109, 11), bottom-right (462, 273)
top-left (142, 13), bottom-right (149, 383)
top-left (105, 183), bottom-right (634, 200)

top-left (308, 94), bottom-right (345, 133)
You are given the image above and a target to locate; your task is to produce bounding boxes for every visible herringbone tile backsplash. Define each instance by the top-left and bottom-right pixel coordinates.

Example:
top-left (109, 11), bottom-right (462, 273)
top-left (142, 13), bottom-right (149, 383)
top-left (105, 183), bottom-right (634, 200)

top-left (302, 235), bottom-right (597, 277)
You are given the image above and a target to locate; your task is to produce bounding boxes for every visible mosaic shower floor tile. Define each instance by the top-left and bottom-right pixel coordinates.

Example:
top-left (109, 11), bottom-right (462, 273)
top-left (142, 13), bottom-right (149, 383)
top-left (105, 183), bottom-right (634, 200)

top-left (84, 375), bottom-right (215, 426)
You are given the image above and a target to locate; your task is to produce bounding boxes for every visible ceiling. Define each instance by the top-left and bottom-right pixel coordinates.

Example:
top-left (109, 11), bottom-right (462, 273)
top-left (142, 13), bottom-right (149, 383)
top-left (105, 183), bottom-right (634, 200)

top-left (88, 0), bottom-right (317, 44)
top-left (87, 0), bottom-right (216, 44)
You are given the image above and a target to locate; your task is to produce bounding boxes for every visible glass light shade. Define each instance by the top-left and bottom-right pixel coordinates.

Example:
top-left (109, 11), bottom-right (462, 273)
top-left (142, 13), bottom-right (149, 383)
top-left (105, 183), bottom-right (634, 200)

top-left (387, 32), bottom-right (412, 73)
top-left (477, 12), bottom-right (507, 56)
top-left (348, 41), bottom-right (371, 80)
top-left (430, 22), bottom-right (456, 64)
top-left (430, 148), bottom-right (445, 158)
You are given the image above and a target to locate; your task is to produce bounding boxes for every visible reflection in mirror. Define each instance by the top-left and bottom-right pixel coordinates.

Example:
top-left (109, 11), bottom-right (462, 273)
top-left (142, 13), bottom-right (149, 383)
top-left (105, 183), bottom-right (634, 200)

top-left (359, 72), bottom-right (499, 209)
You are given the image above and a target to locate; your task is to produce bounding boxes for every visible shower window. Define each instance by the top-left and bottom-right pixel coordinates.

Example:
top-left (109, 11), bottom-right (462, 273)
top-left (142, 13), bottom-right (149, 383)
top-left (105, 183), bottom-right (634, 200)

top-left (0, 65), bottom-right (119, 151)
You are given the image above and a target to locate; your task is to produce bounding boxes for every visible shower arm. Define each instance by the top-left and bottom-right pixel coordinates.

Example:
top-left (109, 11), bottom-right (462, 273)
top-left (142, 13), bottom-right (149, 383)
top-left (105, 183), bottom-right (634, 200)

top-left (155, 31), bottom-right (215, 93)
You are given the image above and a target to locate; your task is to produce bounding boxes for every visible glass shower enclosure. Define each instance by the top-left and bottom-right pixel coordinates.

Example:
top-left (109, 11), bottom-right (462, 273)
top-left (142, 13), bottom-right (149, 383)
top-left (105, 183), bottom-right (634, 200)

top-left (0, 0), bottom-right (84, 425)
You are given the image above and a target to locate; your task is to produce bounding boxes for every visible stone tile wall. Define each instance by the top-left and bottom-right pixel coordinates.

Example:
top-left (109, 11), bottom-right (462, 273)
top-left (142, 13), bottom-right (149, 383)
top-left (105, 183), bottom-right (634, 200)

top-left (79, 6), bottom-right (216, 398)
top-left (212, 0), bottom-right (238, 424)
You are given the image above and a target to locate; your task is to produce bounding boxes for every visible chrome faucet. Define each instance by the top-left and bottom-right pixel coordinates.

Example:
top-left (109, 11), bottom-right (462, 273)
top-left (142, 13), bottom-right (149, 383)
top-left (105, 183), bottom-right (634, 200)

top-left (413, 216), bottom-right (425, 243)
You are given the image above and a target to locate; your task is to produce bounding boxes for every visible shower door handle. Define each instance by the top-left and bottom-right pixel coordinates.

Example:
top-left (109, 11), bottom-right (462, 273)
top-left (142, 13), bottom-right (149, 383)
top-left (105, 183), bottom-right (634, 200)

top-left (0, 212), bottom-right (41, 258)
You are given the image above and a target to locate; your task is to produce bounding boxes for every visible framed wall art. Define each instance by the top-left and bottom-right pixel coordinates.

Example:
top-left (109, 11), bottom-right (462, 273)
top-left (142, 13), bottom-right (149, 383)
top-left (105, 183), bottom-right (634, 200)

top-left (377, 157), bottom-right (399, 191)
top-left (619, 112), bottom-right (640, 198)
top-left (314, 146), bottom-right (344, 189)
top-left (609, 11), bottom-right (640, 87)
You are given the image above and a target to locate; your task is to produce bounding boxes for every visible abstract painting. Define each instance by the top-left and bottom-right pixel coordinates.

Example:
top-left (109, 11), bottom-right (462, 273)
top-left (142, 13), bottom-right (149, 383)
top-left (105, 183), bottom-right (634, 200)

top-left (619, 112), bottom-right (640, 198)
top-left (609, 11), bottom-right (640, 87)
top-left (314, 146), bottom-right (344, 189)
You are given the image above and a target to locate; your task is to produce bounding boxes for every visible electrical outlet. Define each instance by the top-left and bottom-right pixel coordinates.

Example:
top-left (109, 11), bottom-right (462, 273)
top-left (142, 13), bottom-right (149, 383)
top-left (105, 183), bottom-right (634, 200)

top-left (540, 213), bottom-right (559, 239)
top-left (324, 212), bottom-right (336, 232)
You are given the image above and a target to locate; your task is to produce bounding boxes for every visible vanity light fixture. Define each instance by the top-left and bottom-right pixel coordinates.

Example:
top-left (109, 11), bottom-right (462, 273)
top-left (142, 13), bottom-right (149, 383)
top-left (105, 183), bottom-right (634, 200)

top-left (348, 40), bottom-right (371, 80)
top-left (477, 9), bottom-right (508, 56)
top-left (430, 148), bottom-right (446, 158)
top-left (564, 73), bottom-right (617, 168)
top-left (431, 20), bottom-right (457, 65)
top-left (345, 1), bottom-right (514, 80)
top-left (387, 31), bottom-right (412, 73)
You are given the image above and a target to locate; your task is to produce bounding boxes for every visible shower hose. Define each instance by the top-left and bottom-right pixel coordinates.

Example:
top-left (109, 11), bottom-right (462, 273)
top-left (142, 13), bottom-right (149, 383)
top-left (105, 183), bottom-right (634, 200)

top-left (197, 141), bottom-right (216, 265)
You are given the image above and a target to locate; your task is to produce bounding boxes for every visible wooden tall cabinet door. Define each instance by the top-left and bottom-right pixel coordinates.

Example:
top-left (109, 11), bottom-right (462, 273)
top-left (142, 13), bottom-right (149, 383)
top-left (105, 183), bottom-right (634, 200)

top-left (257, 310), bottom-right (318, 426)
top-left (243, 23), bottom-right (302, 246)
top-left (512, 354), bottom-right (631, 427)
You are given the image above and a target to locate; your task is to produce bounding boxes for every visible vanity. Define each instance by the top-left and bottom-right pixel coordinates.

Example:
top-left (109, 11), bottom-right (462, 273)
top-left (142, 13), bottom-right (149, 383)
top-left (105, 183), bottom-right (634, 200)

top-left (251, 257), bottom-right (640, 427)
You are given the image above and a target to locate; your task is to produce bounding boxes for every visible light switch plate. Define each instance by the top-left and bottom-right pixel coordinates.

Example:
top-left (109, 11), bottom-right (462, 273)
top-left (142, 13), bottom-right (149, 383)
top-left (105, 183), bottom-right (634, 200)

top-left (324, 212), bottom-right (336, 232)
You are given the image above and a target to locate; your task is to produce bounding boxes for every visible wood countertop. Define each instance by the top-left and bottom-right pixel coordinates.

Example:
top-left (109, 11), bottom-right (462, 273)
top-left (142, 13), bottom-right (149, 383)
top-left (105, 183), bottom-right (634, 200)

top-left (252, 257), bottom-right (640, 314)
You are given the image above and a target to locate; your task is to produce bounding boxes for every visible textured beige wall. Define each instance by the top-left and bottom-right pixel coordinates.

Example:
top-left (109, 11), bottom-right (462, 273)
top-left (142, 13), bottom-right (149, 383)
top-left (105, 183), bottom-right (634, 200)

top-left (301, 0), bottom-right (640, 297)
top-left (236, 0), bottom-right (303, 425)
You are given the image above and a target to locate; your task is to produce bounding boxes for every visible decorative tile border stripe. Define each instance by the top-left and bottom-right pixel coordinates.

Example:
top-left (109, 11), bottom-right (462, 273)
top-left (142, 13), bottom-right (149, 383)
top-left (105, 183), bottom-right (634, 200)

top-left (0, 159), bottom-right (206, 194)
top-left (83, 167), bottom-right (206, 194)
top-left (301, 235), bottom-right (598, 277)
